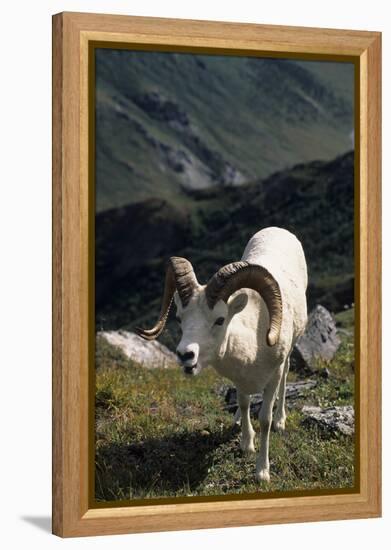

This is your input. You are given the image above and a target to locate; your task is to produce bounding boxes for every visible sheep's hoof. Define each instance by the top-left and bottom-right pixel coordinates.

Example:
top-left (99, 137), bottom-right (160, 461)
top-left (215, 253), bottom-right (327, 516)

top-left (240, 439), bottom-right (256, 454)
top-left (240, 428), bottom-right (256, 454)
top-left (273, 417), bottom-right (286, 432)
top-left (255, 468), bottom-right (270, 483)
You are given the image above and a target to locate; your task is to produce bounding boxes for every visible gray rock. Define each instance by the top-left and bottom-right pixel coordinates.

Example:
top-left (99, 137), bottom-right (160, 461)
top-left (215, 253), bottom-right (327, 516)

top-left (99, 330), bottom-right (177, 369)
top-left (291, 305), bottom-right (341, 374)
top-left (132, 92), bottom-right (190, 128)
top-left (285, 380), bottom-right (318, 400)
top-left (301, 405), bottom-right (354, 436)
top-left (224, 380), bottom-right (318, 418)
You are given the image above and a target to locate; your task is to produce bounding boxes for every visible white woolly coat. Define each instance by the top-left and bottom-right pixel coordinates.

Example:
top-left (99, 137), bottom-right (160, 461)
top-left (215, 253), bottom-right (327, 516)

top-left (212, 227), bottom-right (308, 394)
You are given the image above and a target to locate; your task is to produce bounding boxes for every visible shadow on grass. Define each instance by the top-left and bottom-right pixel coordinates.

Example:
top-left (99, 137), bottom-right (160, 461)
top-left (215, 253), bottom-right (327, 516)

top-left (95, 424), bottom-right (239, 501)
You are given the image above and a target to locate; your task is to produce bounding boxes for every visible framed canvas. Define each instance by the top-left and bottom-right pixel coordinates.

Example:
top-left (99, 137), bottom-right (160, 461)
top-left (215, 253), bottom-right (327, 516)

top-left (52, 12), bottom-right (381, 538)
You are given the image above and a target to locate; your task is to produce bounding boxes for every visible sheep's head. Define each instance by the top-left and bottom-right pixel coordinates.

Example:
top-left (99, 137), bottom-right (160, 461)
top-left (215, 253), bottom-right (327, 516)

top-left (136, 258), bottom-right (282, 376)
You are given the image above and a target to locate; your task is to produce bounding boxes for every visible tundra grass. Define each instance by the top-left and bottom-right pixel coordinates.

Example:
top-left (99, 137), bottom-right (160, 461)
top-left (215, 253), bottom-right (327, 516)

top-left (95, 310), bottom-right (355, 502)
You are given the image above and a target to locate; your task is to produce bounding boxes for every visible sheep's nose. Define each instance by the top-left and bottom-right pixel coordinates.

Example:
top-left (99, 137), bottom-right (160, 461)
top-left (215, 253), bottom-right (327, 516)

top-left (176, 350), bottom-right (195, 362)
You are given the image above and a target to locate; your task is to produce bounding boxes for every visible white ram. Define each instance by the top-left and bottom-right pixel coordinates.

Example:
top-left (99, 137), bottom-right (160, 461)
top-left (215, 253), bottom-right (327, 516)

top-left (137, 227), bottom-right (308, 482)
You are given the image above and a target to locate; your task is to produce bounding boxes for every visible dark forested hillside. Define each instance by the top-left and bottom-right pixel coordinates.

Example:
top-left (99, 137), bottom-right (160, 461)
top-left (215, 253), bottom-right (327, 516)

top-left (96, 151), bottom-right (354, 349)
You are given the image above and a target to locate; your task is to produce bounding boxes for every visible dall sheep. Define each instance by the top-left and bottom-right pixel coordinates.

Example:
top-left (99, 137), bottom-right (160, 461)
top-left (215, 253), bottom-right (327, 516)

top-left (137, 227), bottom-right (308, 482)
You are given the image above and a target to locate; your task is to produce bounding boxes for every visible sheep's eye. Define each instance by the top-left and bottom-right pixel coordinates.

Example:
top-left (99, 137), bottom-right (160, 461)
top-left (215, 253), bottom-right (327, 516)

top-left (214, 317), bottom-right (225, 326)
top-left (176, 316), bottom-right (181, 324)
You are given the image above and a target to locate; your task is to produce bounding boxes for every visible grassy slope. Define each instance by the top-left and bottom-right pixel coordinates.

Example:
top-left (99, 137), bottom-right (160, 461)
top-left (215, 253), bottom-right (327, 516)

top-left (96, 50), bottom-right (354, 211)
top-left (95, 308), bottom-right (355, 502)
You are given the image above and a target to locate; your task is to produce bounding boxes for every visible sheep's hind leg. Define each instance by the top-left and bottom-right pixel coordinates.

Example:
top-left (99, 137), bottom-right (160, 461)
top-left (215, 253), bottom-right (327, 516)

top-left (237, 390), bottom-right (256, 454)
top-left (273, 353), bottom-right (290, 432)
top-left (256, 372), bottom-right (281, 482)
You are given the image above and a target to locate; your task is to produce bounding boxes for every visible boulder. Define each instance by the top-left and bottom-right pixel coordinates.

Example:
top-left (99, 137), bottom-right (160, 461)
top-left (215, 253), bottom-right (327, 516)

top-left (100, 330), bottom-right (177, 369)
top-left (301, 405), bottom-right (354, 436)
top-left (291, 305), bottom-right (341, 374)
top-left (132, 91), bottom-right (190, 128)
top-left (224, 380), bottom-right (318, 418)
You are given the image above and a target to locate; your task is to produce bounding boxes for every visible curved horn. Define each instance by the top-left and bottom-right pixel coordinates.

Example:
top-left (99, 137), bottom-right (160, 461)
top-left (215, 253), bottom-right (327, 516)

top-left (205, 261), bottom-right (282, 346)
top-left (135, 257), bottom-right (199, 341)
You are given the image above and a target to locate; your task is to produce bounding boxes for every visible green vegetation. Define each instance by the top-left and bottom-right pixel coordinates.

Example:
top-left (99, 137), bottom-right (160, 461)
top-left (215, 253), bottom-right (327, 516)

top-left (96, 50), bottom-right (354, 212)
top-left (95, 308), bottom-right (355, 502)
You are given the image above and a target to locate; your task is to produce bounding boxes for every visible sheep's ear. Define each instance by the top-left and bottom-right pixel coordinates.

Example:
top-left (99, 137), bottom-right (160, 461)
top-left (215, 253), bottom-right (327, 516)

top-left (228, 292), bottom-right (248, 316)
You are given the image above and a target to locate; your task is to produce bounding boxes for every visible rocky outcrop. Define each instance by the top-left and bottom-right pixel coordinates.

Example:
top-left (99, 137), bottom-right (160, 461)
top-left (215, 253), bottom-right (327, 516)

top-left (132, 92), bottom-right (190, 130)
top-left (100, 330), bottom-right (177, 369)
top-left (301, 405), bottom-right (354, 436)
top-left (131, 91), bottom-right (246, 190)
top-left (291, 305), bottom-right (341, 374)
top-left (223, 380), bottom-right (318, 418)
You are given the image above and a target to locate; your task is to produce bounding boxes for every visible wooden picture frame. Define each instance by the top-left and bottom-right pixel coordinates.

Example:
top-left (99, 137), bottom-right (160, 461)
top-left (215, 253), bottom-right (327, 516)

top-left (52, 11), bottom-right (381, 537)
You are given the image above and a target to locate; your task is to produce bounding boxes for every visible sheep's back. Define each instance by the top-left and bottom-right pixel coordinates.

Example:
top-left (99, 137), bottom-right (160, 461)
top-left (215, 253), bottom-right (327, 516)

top-left (242, 227), bottom-right (308, 342)
top-left (242, 227), bottom-right (307, 291)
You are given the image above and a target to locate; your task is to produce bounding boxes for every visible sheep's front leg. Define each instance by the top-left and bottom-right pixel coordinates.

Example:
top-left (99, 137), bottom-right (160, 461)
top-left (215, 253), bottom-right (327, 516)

top-left (237, 390), bottom-right (256, 454)
top-left (274, 354), bottom-right (290, 432)
top-left (256, 373), bottom-right (281, 482)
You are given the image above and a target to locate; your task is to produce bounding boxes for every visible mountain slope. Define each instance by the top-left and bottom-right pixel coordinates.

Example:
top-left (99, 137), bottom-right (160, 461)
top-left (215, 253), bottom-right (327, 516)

top-left (95, 50), bottom-right (354, 212)
top-left (96, 151), bottom-right (354, 346)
